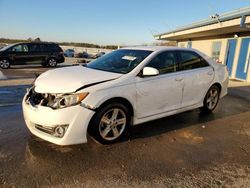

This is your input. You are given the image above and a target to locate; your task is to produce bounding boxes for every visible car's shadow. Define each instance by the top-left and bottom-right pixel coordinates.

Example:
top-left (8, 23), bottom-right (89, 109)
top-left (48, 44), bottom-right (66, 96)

top-left (118, 92), bottom-right (250, 143)
top-left (128, 109), bottom-right (219, 141)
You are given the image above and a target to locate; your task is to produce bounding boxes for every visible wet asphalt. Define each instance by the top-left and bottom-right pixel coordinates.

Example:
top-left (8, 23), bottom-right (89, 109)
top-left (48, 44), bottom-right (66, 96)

top-left (0, 66), bottom-right (250, 187)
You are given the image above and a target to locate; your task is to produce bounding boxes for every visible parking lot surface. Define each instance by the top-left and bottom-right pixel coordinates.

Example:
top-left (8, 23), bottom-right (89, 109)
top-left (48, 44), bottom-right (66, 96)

top-left (0, 65), bottom-right (250, 187)
top-left (0, 57), bottom-right (79, 80)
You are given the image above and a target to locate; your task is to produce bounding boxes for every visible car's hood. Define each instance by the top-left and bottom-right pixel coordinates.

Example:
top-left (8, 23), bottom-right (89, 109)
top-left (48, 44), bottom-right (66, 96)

top-left (34, 66), bottom-right (122, 93)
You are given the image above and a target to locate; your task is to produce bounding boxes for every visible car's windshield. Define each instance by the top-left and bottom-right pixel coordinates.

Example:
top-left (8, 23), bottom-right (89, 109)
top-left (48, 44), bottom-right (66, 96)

top-left (86, 49), bottom-right (152, 74)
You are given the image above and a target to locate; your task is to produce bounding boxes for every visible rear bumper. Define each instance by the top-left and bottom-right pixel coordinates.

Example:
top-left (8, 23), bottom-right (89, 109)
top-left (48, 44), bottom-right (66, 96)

top-left (22, 95), bottom-right (95, 145)
top-left (220, 76), bottom-right (229, 98)
top-left (57, 55), bottom-right (65, 63)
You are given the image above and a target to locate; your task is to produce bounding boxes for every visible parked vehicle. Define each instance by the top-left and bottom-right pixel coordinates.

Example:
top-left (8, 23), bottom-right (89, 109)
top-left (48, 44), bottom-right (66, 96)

top-left (75, 52), bottom-right (89, 58)
top-left (94, 52), bottom-right (105, 58)
top-left (23, 46), bottom-right (228, 145)
top-left (64, 49), bottom-right (75, 57)
top-left (0, 42), bottom-right (64, 69)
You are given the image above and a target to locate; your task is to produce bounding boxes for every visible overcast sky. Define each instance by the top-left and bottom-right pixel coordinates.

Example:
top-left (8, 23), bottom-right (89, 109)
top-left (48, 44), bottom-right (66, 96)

top-left (0, 0), bottom-right (250, 45)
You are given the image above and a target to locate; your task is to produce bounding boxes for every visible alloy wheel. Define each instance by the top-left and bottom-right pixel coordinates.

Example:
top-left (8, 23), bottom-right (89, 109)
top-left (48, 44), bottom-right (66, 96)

top-left (0, 59), bottom-right (10, 69)
top-left (206, 88), bottom-right (219, 110)
top-left (48, 58), bottom-right (57, 67)
top-left (99, 108), bottom-right (127, 141)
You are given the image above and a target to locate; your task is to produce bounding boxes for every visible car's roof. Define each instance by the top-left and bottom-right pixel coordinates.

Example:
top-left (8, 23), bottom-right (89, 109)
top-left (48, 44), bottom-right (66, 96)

top-left (12, 42), bottom-right (58, 46)
top-left (121, 46), bottom-right (192, 52)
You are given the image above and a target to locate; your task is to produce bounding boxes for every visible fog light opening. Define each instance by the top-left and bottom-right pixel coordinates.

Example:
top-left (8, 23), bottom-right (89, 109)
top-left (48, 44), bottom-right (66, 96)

top-left (53, 125), bottom-right (68, 138)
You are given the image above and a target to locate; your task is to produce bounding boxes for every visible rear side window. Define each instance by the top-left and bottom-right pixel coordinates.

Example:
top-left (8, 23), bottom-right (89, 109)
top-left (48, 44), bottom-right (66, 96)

top-left (147, 51), bottom-right (178, 74)
top-left (29, 44), bottom-right (41, 52)
top-left (28, 44), bottom-right (49, 52)
top-left (48, 44), bottom-right (61, 52)
top-left (179, 51), bottom-right (209, 70)
top-left (39, 44), bottom-right (48, 52)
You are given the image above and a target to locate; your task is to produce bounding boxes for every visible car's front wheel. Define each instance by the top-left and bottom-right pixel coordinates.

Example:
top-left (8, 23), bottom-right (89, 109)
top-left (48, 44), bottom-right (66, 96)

top-left (89, 103), bottom-right (130, 144)
top-left (0, 58), bottom-right (10, 69)
top-left (47, 58), bottom-right (57, 67)
top-left (201, 85), bottom-right (220, 112)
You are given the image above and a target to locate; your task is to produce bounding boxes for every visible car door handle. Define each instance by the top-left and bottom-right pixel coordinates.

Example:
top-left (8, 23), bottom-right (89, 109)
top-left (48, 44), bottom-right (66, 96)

top-left (207, 70), bottom-right (214, 76)
top-left (175, 77), bottom-right (183, 82)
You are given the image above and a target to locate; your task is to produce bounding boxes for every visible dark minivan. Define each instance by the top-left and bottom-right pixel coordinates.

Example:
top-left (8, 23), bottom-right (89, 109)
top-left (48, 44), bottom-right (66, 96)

top-left (0, 42), bottom-right (65, 69)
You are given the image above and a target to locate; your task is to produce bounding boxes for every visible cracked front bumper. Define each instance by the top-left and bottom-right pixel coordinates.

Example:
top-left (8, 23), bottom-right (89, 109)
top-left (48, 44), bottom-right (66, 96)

top-left (22, 95), bottom-right (95, 145)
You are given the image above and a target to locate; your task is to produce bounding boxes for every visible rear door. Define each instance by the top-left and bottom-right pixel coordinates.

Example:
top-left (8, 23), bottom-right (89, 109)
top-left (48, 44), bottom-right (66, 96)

top-left (28, 43), bottom-right (44, 64)
top-left (38, 44), bottom-right (49, 62)
top-left (135, 51), bottom-right (183, 118)
top-left (178, 50), bottom-right (214, 108)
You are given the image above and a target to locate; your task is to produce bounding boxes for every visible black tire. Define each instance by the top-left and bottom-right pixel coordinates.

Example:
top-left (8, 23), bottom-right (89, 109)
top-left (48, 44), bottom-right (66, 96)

top-left (89, 103), bottom-right (131, 144)
top-left (47, 58), bottom-right (57, 67)
top-left (201, 85), bottom-right (220, 113)
top-left (0, 58), bottom-right (11, 69)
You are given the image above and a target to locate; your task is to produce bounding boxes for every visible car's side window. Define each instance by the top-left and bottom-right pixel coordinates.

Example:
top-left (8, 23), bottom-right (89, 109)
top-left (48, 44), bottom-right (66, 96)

top-left (39, 44), bottom-right (47, 52)
top-left (179, 51), bottom-right (209, 70)
top-left (11, 44), bottom-right (29, 52)
top-left (29, 44), bottom-right (40, 52)
top-left (48, 44), bottom-right (60, 51)
top-left (146, 51), bottom-right (178, 74)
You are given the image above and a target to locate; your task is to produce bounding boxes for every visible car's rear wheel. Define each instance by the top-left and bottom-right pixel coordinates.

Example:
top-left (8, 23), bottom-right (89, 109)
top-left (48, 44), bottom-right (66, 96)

top-left (47, 58), bottom-right (57, 67)
top-left (0, 58), bottom-right (10, 69)
top-left (201, 85), bottom-right (220, 112)
top-left (89, 103), bottom-right (130, 144)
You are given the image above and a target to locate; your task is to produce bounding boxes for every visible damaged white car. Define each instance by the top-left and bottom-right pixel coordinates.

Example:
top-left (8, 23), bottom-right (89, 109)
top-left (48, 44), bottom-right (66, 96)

top-left (22, 46), bottom-right (228, 145)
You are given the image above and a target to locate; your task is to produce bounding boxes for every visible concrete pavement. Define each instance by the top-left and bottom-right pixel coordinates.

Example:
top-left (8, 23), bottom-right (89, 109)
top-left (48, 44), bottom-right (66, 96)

top-left (0, 94), bottom-right (250, 187)
top-left (0, 65), bottom-right (250, 187)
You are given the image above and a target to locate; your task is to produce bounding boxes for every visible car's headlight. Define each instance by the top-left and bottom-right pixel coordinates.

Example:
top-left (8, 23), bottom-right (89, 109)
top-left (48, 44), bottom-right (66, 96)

top-left (49, 93), bottom-right (89, 109)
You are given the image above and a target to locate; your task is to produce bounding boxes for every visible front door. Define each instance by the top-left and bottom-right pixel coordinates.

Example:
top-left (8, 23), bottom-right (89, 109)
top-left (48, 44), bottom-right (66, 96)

top-left (135, 51), bottom-right (183, 118)
top-left (10, 44), bottom-right (29, 64)
top-left (236, 38), bottom-right (250, 80)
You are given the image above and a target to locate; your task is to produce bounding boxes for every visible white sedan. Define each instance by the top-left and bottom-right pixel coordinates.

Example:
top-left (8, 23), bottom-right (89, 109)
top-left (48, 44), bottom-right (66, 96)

top-left (22, 46), bottom-right (228, 145)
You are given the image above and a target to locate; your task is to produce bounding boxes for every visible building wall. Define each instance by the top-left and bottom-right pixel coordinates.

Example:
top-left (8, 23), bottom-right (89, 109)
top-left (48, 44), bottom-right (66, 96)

top-left (178, 36), bottom-right (250, 82)
top-left (178, 39), bottom-right (228, 63)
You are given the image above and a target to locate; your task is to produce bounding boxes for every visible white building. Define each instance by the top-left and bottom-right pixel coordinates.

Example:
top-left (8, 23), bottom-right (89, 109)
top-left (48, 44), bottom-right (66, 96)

top-left (155, 7), bottom-right (250, 82)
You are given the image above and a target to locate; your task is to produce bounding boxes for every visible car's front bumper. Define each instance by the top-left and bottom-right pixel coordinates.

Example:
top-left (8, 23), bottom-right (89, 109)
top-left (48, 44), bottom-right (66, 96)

top-left (22, 95), bottom-right (95, 146)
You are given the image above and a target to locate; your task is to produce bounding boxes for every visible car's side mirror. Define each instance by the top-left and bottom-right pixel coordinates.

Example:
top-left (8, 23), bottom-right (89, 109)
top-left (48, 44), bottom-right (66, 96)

top-left (142, 67), bottom-right (159, 77)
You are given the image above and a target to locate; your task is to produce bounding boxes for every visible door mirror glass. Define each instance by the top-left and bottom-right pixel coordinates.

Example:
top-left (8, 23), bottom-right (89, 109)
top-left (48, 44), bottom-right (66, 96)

top-left (142, 67), bottom-right (159, 77)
